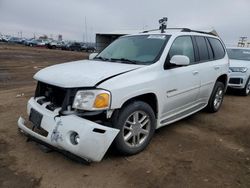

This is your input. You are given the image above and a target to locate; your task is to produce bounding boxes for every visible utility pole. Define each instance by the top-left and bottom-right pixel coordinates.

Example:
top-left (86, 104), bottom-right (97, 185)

top-left (238, 36), bottom-right (247, 47)
top-left (85, 16), bottom-right (88, 43)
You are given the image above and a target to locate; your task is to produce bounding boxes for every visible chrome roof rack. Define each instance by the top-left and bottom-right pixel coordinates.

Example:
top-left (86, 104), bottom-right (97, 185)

top-left (141, 28), bottom-right (217, 36)
top-left (141, 18), bottom-right (218, 36)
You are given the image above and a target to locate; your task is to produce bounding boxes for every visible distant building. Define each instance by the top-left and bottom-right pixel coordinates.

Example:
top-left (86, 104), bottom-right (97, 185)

top-left (95, 30), bottom-right (142, 52)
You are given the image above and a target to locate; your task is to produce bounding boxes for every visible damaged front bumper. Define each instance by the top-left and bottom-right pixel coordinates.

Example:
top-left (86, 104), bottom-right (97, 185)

top-left (17, 98), bottom-right (119, 162)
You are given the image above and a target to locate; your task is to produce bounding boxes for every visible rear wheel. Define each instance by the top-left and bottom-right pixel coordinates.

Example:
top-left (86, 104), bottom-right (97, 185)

top-left (206, 81), bottom-right (225, 113)
top-left (112, 101), bottom-right (156, 155)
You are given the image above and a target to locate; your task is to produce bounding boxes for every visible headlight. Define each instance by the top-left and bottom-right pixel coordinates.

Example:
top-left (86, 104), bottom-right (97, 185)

top-left (229, 67), bottom-right (248, 73)
top-left (72, 89), bottom-right (111, 110)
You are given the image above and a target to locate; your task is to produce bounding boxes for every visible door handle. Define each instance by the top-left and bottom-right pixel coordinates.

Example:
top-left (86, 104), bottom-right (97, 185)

top-left (214, 66), bottom-right (220, 70)
top-left (192, 71), bottom-right (199, 75)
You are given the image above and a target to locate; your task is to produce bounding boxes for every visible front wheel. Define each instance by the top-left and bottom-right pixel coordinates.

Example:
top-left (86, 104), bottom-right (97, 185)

top-left (206, 81), bottom-right (225, 113)
top-left (241, 78), bottom-right (250, 96)
top-left (112, 101), bottom-right (156, 155)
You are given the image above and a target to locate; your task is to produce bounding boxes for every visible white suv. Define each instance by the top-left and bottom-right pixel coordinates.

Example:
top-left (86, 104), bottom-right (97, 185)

top-left (227, 47), bottom-right (250, 95)
top-left (18, 29), bottom-right (229, 162)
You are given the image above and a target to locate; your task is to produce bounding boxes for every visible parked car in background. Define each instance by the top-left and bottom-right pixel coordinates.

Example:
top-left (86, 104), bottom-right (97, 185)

top-left (8, 37), bottom-right (23, 44)
top-left (67, 42), bottom-right (82, 51)
top-left (81, 43), bottom-right (96, 52)
top-left (18, 28), bottom-right (229, 162)
top-left (47, 40), bottom-right (65, 49)
top-left (1, 35), bottom-right (10, 42)
top-left (25, 39), bottom-right (38, 46)
top-left (227, 47), bottom-right (250, 95)
top-left (36, 39), bottom-right (52, 47)
top-left (61, 41), bottom-right (72, 50)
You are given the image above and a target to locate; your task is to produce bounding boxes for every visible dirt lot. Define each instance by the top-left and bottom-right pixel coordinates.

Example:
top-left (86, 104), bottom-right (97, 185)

top-left (0, 43), bottom-right (250, 188)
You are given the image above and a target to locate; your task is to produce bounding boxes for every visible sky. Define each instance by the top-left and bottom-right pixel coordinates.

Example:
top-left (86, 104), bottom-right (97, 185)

top-left (0, 0), bottom-right (250, 45)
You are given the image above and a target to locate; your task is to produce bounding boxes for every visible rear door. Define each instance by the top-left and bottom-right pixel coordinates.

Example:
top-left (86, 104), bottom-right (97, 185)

top-left (193, 36), bottom-right (217, 103)
top-left (194, 36), bottom-right (226, 103)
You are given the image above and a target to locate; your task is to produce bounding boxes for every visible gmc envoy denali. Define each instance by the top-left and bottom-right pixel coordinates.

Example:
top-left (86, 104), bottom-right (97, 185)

top-left (18, 28), bottom-right (229, 162)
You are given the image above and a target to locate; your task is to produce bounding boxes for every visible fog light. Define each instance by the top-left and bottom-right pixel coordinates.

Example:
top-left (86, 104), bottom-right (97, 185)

top-left (70, 132), bottom-right (80, 145)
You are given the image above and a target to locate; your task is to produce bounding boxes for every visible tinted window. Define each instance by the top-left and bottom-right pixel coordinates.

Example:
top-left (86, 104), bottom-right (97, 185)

top-left (195, 36), bottom-right (209, 61)
top-left (205, 38), bottom-right (213, 60)
top-left (208, 38), bottom-right (225, 60)
top-left (168, 36), bottom-right (195, 63)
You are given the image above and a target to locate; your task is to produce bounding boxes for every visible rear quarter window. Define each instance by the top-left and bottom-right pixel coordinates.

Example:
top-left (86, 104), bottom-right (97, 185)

top-left (207, 38), bottom-right (225, 60)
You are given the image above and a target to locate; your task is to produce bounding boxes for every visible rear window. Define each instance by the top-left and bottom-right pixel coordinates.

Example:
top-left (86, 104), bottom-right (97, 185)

top-left (195, 36), bottom-right (209, 61)
top-left (208, 38), bottom-right (225, 60)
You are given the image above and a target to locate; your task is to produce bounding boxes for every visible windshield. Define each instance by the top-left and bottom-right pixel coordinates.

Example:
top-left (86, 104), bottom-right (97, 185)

top-left (95, 35), bottom-right (170, 65)
top-left (227, 48), bottom-right (250, 61)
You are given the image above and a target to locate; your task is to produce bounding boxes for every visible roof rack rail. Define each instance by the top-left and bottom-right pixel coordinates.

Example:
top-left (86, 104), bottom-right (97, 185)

top-left (141, 28), bottom-right (218, 36)
top-left (181, 28), bottom-right (218, 36)
top-left (141, 28), bottom-right (185, 33)
top-left (141, 29), bottom-right (159, 33)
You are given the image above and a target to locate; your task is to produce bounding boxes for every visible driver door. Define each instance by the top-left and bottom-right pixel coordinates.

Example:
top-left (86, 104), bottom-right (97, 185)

top-left (159, 36), bottom-right (200, 125)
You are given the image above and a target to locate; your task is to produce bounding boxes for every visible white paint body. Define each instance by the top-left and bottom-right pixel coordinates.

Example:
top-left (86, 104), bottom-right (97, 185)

top-left (18, 30), bottom-right (229, 162)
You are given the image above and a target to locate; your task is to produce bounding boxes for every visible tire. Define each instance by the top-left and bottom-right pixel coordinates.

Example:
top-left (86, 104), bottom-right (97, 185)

top-left (206, 81), bottom-right (225, 113)
top-left (112, 101), bottom-right (156, 155)
top-left (241, 77), bottom-right (250, 96)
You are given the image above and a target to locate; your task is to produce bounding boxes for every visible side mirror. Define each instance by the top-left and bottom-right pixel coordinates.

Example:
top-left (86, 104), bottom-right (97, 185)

top-left (89, 53), bottom-right (98, 60)
top-left (170, 55), bottom-right (190, 66)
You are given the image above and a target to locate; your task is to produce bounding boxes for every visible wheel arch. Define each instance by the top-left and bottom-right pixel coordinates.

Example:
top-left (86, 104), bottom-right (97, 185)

top-left (216, 74), bottom-right (228, 91)
top-left (118, 93), bottom-right (158, 118)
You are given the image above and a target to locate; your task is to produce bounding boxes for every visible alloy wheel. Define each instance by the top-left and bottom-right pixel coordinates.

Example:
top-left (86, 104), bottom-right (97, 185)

top-left (246, 80), bottom-right (250, 95)
top-left (214, 87), bottom-right (224, 110)
top-left (122, 111), bottom-right (151, 148)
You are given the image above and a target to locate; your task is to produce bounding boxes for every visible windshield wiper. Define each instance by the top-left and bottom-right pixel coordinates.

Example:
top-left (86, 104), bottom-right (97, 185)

top-left (110, 58), bottom-right (139, 64)
top-left (94, 56), bottom-right (109, 61)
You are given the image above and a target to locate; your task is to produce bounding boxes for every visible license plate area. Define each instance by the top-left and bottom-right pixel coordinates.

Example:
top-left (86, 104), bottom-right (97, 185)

top-left (29, 108), bottom-right (43, 129)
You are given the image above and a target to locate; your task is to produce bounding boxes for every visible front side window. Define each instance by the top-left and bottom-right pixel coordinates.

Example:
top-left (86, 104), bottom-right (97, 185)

top-left (227, 49), bottom-right (250, 61)
top-left (167, 36), bottom-right (195, 64)
top-left (95, 35), bottom-right (170, 65)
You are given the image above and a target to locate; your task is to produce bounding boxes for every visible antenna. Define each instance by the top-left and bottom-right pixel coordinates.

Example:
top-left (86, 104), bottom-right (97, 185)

top-left (159, 17), bottom-right (168, 33)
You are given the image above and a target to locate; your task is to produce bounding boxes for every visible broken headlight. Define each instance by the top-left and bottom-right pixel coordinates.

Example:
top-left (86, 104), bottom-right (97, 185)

top-left (72, 90), bottom-right (111, 111)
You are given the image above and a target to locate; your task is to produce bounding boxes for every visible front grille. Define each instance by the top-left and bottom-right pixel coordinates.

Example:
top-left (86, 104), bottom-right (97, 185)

top-left (229, 78), bottom-right (243, 84)
top-left (34, 82), bottom-right (77, 112)
top-left (35, 82), bottom-right (67, 107)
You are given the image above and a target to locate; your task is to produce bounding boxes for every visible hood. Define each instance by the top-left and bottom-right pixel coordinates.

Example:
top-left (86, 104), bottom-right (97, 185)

top-left (230, 59), bottom-right (250, 68)
top-left (34, 60), bottom-right (143, 88)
